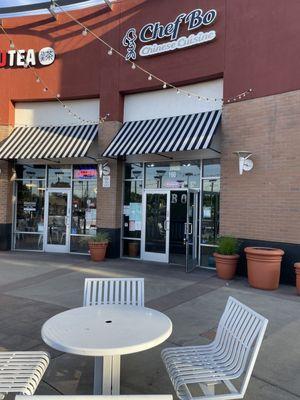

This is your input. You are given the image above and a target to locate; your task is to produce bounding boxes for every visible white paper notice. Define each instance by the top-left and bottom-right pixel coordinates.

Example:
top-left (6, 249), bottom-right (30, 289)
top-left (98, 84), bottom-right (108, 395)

top-left (102, 176), bottom-right (111, 188)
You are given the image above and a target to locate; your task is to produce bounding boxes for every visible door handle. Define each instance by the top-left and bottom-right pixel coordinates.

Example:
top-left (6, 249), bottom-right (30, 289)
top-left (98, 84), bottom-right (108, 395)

top-left (164, 219), bottom-right (169, 231)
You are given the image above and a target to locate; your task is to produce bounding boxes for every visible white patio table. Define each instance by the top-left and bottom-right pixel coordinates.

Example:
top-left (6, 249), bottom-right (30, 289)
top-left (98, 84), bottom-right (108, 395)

top-left (41, 305), bottom-right (172, 396)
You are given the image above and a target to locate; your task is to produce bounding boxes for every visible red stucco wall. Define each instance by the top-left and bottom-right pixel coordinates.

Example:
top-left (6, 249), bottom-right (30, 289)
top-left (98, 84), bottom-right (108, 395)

top-left (0, 0), bottom-right (299, 124)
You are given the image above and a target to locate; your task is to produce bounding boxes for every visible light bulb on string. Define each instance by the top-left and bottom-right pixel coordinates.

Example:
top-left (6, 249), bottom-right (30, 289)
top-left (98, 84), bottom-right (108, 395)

top-left (108, 48), bottom-right (113, 56)
top-left (176, 89), bottom-right (180, 95)
top-left (131, 63), bottom-right (136, 70)
top-left (56, 93), bottom-right (61, 98)
top-left (36, 76), bottom-right (40, 83)
top-left (82, 28), bottom-right (88, 36)
top-left (148, 74), bottom-right (153, 81)
top-left (187, 93), bottom-right (191, 98)
top-left (43, 87), bottom-right (48, 92)
top-left (9, 40), bottom-right (15, 50)
top-left (23, 63), bottom-right (28, 69)
top-left (163, 82), bottom-right (167, 89)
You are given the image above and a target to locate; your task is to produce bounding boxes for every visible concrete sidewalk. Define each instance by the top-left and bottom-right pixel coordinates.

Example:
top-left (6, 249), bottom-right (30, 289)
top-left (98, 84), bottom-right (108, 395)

top-left (0, 251), bottom-right (299, 399)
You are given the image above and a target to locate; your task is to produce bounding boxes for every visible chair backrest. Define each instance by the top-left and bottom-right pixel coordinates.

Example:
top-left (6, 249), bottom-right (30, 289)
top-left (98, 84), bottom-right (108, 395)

top-left (83, 278), bottom-right (144, 307)
top-left (16, 396), bottom-right (172, 400)
top-left (213, 296), bottom-right (268, 393)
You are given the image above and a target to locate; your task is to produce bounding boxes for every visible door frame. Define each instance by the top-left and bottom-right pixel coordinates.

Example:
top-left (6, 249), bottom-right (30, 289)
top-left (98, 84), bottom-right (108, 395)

top-left (186, 189), bottom-right (199, 272)
top-left (44, 188), bottom-right (72, 253)
top-left (141, 189), bottom-right (170, 262)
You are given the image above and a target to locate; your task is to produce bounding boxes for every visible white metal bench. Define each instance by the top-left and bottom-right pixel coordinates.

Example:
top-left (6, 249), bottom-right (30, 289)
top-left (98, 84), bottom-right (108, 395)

top-left (16, 396), bottom-right (172, 400)
top-left (0, 351), bottom-right (50, 397)
top-left (161, 297), bottom-right (268, 400)
top-left (83, 278), bottom-right (144, 307)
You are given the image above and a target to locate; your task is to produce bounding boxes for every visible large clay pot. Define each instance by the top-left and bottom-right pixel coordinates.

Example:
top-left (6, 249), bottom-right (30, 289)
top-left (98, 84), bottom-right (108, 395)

top-left (213, 253), bottom-right (239, 280)
top-left (128, 242), bottom-right (140, 257)
top-left (245, 247), bottom-right (284, 290)
top-left (88, 242), bottom-right (108, 262)
top-left (294, 263), bottom-right (300, 295)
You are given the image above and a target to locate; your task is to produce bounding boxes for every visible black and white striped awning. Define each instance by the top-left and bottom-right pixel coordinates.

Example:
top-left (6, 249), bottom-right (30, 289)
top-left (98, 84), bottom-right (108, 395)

top-left (0, 124), bottom-right (98, 159)
top-left (103, 110), bottom-right (221, 157)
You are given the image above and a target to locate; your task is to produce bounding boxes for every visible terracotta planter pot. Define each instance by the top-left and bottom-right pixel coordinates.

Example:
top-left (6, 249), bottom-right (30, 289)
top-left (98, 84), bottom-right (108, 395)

top-left (294, 263), bottom-right (300, 295)
top-left (245, 247), bottom-right (284, 290)
top-left (88, 242), bottom-right (108, 262)
top-left (128, 242), bottom-right (139, 257)
top-left (213, 253), bottom-right (239, 280)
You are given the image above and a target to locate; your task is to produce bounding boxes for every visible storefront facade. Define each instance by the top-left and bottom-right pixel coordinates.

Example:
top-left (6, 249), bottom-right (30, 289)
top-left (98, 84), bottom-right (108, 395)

top-left (0, 0), bottom-right (300, 283)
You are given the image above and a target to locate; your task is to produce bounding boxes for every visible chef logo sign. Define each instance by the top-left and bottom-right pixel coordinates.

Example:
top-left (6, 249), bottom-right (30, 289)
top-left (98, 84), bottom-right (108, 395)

top-left (122, 8), bottom-right (217, 61)
top-left (0, 46), bottom-right (55, 68)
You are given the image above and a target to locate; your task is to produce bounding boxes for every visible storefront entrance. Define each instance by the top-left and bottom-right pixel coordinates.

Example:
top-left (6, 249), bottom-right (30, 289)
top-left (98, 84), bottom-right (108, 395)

top-left (141, 189), bottom-right (199, 271)
top-left (44, 189), bottom-right (71, 253)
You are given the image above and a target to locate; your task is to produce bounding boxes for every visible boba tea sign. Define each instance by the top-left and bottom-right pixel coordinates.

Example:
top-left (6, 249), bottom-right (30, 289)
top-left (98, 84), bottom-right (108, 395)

top-left (122, 8), bottom-right (217, 60)
top-left (0, 47), bottom-right (55, 68)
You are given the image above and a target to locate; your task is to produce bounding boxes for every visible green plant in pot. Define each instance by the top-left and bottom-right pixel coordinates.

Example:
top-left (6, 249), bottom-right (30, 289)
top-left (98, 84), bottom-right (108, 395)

top-left (88, 231), bottom-right (110, 262)
top-left (213, 236), bottom-right (239, 280)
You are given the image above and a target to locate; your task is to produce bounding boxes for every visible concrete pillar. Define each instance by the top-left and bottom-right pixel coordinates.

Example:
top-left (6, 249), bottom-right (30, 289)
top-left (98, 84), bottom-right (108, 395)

top-left (97, 121), bottom-right (123, 257)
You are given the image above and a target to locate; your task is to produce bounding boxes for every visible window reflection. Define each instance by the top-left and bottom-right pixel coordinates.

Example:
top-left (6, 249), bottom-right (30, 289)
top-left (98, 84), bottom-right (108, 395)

top-left (48, 166), bottom-right (71, 188)
top-left (16, 165), bottom-right (45, 180)
top-left (201, 179), bottom-right (220, 245)
top-left (72, 180), bottom-right (97, 235)
top-left (145, 162), bottom-right (200, 189)
top-left (16, 180), bottom-right (45, 232)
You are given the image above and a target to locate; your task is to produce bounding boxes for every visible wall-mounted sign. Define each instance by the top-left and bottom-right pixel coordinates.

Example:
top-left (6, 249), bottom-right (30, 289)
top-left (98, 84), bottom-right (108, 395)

top-left (122, 8), bottom-right (217, 60)
top-left (0, 47), bottom-right (55, 68)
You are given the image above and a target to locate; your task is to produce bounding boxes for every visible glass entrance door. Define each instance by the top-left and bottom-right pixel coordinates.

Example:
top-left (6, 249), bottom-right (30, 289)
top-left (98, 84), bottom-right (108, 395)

top-left (45, 189), bottom-right (71, 252)
top-left (142, 191), bottom-right (170, 262)
top-left (186, 189), bottom-right (199, 272)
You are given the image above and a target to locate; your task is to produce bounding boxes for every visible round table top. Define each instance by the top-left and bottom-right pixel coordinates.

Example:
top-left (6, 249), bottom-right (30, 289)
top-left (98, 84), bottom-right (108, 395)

top-left (41, 305), bottom-right (172, 356)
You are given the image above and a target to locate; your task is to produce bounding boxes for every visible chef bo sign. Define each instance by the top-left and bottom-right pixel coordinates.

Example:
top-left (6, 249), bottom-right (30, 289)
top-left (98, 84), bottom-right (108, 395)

top-left (0, 47), bottom-right (55, 68)
top-left (122, 8), bottom-right (217, 60)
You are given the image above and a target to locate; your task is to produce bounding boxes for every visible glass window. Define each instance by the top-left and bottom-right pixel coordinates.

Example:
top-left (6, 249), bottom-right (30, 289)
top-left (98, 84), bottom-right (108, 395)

top-left (200, 246), bottom-right (216, 268)
top-left (125, 163), bottom-right (143, 179)
top-left (203, 159), bottom-right (221, 177)
top-left (145, 162), bottom-right (200, 189)
top-left (123, 181), bottom-right (142, 239)
top-left (48, 165), bottom-right (71, 188)
top-left (123, 239), bottom-right (141, 258)
top-left (73, 165), bottom-right (97, 180)
top-left (15, 180), bottom-right (45, 232)
top-left (72, 180), bottom-right (97, 235)
top-left (15, 233), bottom-right (43, 251)
top-left (16, 164), bottom-right (45, 180)
top-left (70, 235), bottom-right (91, 254)
top-left (201, 179), bottom-right (220, 245)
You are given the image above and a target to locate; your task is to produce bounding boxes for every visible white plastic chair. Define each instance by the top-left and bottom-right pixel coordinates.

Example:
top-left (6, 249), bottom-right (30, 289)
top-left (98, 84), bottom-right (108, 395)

top-left (0, 351), bottom-right (50, 398)
top-left (161, 297), bottom-right (268, 400)
top-left (83, 278), bottom-right (144, 307)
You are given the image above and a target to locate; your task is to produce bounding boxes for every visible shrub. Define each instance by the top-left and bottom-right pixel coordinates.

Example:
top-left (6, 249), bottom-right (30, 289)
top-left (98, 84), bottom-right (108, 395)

top-left (91, 231), bottom-right (110, 243)
top-left (217, 236), bottom-right (239, 255)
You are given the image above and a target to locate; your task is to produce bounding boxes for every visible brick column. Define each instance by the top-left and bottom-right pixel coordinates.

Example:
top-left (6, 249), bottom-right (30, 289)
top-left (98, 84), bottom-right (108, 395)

top-left (97, 121), bottom-right (123, 257)
top-left (0, 125), bottom-right (14, 250)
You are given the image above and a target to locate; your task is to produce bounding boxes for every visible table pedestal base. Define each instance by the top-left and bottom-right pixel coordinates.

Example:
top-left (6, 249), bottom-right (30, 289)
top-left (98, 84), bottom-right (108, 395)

top-left (94, 355), bottom-right (121, 395)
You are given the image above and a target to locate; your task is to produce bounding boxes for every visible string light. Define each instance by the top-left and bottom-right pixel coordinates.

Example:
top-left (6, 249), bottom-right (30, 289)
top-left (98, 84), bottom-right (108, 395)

top-left (53, 1), bottom-right (253, 105)
top-left (9, 40), bottom-right (15, 50)
top-left (107, 48), bottom-right (113, 56)
top-left (0, 24), bottom-right (105, 125)
top-left (163, 82), bottom-right (167, 89)
top-left (82, 28), bottom-right (88, 36)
